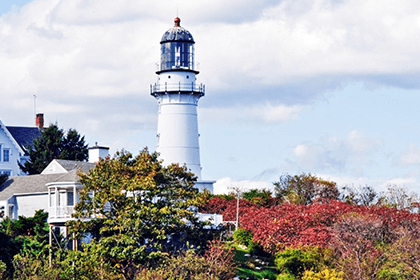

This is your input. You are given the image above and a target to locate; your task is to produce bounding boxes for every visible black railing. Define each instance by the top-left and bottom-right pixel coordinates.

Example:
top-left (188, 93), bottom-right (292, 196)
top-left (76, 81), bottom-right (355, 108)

top-left (150, 82), bottom-right (205, 96)
top-left (155, 62), bottom-right (200, 72)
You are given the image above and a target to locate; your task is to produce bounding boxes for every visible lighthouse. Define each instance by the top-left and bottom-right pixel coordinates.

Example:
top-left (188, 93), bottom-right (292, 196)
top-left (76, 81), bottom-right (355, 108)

top-left (151, 17), bottom-right (213, 192)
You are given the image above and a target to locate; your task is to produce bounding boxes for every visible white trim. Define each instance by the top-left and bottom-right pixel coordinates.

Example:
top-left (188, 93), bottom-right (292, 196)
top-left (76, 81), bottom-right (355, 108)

top-left (0, 120), bottom-right (25, 155)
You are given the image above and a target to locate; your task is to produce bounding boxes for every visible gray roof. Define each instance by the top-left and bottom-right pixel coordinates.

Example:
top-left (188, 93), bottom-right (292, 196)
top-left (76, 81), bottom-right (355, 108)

top-left (0, 173), bottom-right (63, 201)
top-left (54, 159), bottom-right (95, 174)
top-left (52, 169), bottom-right (81, 183)
top-left (6, 126), bottom-right (41, 153)
top-left (0, 169), bottom-right (86, 201)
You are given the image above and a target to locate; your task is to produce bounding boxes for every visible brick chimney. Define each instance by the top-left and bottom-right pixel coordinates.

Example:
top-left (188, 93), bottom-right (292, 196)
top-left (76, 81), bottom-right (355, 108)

top-left (36, 113), bottom-right (44, 129)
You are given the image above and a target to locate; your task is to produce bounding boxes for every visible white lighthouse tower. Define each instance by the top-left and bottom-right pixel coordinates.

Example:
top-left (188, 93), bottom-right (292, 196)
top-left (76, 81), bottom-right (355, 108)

top-left (151, 17), bottom-right (213, 193)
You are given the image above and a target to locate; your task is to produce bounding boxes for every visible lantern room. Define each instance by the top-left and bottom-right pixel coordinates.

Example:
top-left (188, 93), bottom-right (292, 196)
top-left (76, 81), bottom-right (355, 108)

top-left (158, 17), bottom-right (198, 73)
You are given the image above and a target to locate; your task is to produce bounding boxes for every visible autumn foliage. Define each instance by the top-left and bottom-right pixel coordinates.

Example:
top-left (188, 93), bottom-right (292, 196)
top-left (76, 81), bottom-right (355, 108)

top-left (202, 197), bottom-right (420, 254)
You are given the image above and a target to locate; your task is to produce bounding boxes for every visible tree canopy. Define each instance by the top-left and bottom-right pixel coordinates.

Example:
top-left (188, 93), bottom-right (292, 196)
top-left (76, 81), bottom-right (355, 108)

top-left (274, 173), bottom-right (339, 205)
top-left (19, 125), bottom-right (88, 174)
top-left (67, 148), bottom-right (208, 280)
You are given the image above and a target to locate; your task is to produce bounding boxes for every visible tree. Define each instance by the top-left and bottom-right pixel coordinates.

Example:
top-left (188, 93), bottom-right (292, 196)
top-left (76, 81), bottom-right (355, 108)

top-left (377, 185), bottom-right (420, 212)
top-left (67, 148), bottom-right (206, 280)
top-left (0, 210), bottom-right (49, 279)
top-left (275, 246), bottom-right (332, 279)
top-left (340, 185), bottom-right (377, 206)
top-left (274, 173), bottom-right (339, 205)
top-left (330, 213), bottom-right (391, 280)
top-left (20, 125), bottom-right (88, 174)
top-left (379, 222), bottom-right (420, 279)
top-left (61, 128), bottom-right (89, 161)
top-left (0, 174), bottom-right (7, 187)
top-left (242, 188), bottom-right (273, 206)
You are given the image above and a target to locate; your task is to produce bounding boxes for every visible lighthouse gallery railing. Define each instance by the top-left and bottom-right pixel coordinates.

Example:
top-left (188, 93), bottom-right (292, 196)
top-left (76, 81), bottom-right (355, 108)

top-left (150, 82), bottom-right (205, 95)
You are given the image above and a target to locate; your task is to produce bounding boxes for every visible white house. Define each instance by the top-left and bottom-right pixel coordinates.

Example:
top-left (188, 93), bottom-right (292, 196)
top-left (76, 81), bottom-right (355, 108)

top-left (0, 114), bottom-right (43, 176)
top-left (0, 159), bottom-right (95, 221)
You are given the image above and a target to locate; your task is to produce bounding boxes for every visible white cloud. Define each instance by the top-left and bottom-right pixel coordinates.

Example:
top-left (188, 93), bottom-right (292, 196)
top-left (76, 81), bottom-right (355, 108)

top-left (316, 173), bottom-right (420, 193)
top-left (398, 144), bottom-right (420, 165)
top-left (290, 130), bottom-right (383, 175)
top-left (201, 103), bottom-right (306, 123)
top-left (1, 0), bottom-right (420, 132)
top-left (0, 0), bottom-right (419, 189)
top-left (213, 177), bottom-right (273, 195)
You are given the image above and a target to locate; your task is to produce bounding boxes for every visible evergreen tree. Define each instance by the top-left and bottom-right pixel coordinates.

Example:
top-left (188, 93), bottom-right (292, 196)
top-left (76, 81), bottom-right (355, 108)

top-left (0, 174), bottom-right (8, 186)
top-left (20, 125), bottom-right (88, 175)
top-left (61, 129), bottom-right (89, 162)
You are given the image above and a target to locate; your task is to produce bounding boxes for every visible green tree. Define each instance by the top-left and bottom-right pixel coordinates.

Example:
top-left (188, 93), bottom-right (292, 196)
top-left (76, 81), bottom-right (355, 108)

top-left (0, 174), bottom-right (7, 186)
top-left (242, 188), bottom-right (272, 206)
top-left (274, 173), bottom-right (339, 205)
top-left (67, 148), bottom-right (206, 280)
top-left (275, 246), bottom-right (332, 279)
top-left (61, 128), bottom-right (89, 161)
top-left (0, 210), bottom-right (49, 279)
top-left (20, 125), bottom-right (88, 174)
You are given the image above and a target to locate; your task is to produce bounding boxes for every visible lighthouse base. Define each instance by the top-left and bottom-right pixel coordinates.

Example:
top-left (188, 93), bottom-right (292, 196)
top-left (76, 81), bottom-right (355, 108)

top-left (194, 180), bottom-right (215, 194)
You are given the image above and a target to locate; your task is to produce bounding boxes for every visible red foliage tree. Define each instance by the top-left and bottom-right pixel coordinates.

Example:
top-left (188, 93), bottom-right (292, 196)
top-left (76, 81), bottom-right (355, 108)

top-left (202, 197), bottom-right (420, 254)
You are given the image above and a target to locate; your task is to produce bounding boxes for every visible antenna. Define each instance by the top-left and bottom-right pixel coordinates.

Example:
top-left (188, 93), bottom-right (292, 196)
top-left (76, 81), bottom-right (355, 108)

top-left (33, 95), bottom-right (37, 121)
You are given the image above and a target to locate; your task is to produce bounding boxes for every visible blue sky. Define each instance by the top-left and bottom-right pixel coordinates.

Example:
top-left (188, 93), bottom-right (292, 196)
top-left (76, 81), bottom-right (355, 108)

top-left (1, 0), bottom-right (420, 194)
top-left (0, 1), bottom-right (29, 14)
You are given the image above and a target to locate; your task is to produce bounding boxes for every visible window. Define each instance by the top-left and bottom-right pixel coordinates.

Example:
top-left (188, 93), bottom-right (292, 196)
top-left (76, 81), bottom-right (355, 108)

top-left (9, 205), bottom-right (14, 219)
top-left (50, 192), bottom-right (55, 207)
top-left (3, 149), bottom-right (9, 162)
top-left (0, 170), bottom-right (11, 176)
top-left (67, 191), bottom-right (74, 206)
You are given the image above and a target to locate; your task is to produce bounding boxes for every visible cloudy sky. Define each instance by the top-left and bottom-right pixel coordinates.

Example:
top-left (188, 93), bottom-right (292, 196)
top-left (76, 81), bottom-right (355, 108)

top-left (1, 0), bottom-right (420, 194)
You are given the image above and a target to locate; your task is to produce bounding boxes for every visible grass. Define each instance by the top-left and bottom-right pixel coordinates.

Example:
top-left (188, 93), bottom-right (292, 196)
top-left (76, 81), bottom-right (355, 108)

top-left (231, 243), bottom-right (278, 280)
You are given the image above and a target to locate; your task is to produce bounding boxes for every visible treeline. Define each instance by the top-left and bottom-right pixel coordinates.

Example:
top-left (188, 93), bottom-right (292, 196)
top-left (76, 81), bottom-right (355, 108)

top-left (1, 166), bottom-right (420, 279)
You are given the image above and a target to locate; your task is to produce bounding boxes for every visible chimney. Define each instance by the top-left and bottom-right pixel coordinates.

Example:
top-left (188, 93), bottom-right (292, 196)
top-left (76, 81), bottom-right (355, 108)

top-left (88, 142), bottom-right (110, 163)
top-left (36, 113), bottom-right (44, 129)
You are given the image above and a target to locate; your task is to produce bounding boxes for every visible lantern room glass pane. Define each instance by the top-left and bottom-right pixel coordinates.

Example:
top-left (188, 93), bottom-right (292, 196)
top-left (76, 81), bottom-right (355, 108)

top-left (161, 42), bottom-right (194, 71)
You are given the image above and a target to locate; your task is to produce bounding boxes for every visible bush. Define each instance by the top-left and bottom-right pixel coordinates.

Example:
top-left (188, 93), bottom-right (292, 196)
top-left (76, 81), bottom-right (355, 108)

top-left (302, 269), bottom-right (344, 280)
top-left (275, 246), bottom-right (331, 278)
top-left (137, 241), bottom-right (236, 280)
top-left (0, 260), bottom-right (6, 279)
top-left (276, 273), bottom-right (296, 280)
top-left (233, 227), bottom-right (253, 247)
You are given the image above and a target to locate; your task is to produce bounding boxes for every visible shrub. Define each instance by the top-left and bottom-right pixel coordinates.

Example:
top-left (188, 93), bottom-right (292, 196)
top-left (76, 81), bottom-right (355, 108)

top-left (233, 227), bottom-right (253, 246)
top-left (302, 268), bottom-right (344, 280)
top-left (137, 241), bottom-right (236, 280)
top-left (0, 260), bottom-right (6, 279)
top-left (275, 246), bottom-right (331, 278)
